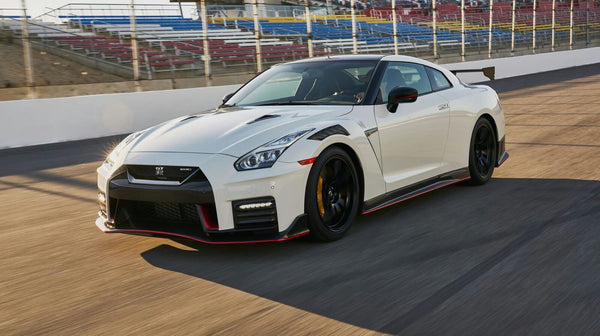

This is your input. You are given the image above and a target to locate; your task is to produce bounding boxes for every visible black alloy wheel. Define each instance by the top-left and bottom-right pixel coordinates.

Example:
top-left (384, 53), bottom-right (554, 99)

top-left (468, 118), bottom-right (497, 185)
top-left (305, 147), bottom-right (360, 241)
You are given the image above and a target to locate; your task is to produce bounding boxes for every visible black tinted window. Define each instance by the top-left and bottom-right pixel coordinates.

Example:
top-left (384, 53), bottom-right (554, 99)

top-left (427, 67), bottom-right (452, 91)
top-left (378, 62), bottom-right (432, 103)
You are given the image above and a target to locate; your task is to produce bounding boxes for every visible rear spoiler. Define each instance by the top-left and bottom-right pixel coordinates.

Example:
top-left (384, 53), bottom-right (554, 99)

top-left (450, 66), bottom-right (495, 81)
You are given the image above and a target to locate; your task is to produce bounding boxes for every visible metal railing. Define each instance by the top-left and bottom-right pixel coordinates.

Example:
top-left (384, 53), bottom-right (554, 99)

top-left (1, 1), bottom-right (599, 93)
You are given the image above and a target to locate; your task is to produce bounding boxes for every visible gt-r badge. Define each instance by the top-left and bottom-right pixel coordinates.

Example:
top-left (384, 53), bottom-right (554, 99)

top-left (155, 166), bottom-right (164, 176)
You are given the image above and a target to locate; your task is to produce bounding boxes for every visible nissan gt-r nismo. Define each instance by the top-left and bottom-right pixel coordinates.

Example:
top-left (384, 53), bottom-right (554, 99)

top-left (96, 55), bottom-right (508, 243)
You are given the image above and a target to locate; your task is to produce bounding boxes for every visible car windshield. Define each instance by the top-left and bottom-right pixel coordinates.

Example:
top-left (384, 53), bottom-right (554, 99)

top-left (225, 60), bottom-right (378, 106)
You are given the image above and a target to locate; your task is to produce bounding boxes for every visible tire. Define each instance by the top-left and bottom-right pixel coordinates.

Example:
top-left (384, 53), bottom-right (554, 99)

top-left (305, 147), bottom-right (360, 241)
top-left (468, 117), bottom-right (497, 185)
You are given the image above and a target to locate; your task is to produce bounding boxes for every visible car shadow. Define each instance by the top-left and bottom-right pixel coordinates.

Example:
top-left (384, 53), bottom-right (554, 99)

top-left (0, 134), bottom-right (126, 177)
top-left (140, 178), bottom-right (599, 334)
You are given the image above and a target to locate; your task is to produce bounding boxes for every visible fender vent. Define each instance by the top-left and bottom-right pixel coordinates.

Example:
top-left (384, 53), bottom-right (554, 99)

top-left (308, 124), bottom-right (349, 141)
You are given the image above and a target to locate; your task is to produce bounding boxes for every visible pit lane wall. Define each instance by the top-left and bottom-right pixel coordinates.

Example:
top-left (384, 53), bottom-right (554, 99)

top-left (1, 47), bottom-right (599, 149)
top-left (443, 47), bottom-right (600, 83)
top-left (0, 84), bottom-right (240, 149)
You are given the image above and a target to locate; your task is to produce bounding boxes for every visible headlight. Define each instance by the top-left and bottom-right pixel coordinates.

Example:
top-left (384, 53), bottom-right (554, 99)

top-left (234, 129), bottom-right (314, 171)
top-left (104, 131), bottom-right (144, 168)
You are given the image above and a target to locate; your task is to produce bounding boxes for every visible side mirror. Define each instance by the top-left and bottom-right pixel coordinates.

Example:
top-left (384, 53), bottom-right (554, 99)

top-left (222, 93), bottom-right (234, 105)
top-left (387, 87), bottom-right (418, 113)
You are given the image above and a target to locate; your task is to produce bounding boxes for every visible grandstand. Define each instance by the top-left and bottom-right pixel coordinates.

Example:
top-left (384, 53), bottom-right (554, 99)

top-left (1, 1), bottom-right (598, 82)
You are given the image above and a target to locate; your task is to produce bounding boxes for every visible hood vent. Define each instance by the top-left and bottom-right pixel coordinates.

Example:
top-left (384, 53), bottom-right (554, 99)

top-left (179, 115), bottom-right (201, 123)
top-left (247, 114), bottom-right (280, 124)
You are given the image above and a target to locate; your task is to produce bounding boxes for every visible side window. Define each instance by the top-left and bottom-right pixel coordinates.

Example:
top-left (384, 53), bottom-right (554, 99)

top-left (377, 62), bottom-right (432, 103)
top-left (427, 67), bottom-right (452, 91)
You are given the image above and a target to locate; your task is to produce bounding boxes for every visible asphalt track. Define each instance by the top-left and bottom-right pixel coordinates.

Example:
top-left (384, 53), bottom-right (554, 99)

top-left (1, 64), bottom-right (599, 335)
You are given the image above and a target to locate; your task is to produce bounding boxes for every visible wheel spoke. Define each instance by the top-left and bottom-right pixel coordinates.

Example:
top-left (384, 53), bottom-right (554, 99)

top-left (339, 197), bottom-right (347, 209)
top-left (480, 127), bottom-right (489, 141)
top-left (477, 127), bottom-right (490, 145)
top-left (335, 173), bottom-right (351, 189)
top-left (478, 156), bottom-right (486, 171)
top-left (323, 208), bottom-right (334, 223)
top-left (321, 165), bottom-right (333, 183)
top-left (333, 202), bottom-right (343, 216)
top-left (333, 160), bottom-right (343, 176)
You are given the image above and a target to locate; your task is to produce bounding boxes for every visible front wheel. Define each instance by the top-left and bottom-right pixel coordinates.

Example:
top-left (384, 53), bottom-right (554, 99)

top-left (468, 118), bottom-right (497, 185)
top-left (305, 147), bottom-right (360, 241)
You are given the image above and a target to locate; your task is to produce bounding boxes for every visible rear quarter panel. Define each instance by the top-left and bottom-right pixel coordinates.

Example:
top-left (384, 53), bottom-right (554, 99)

top-left (438, 85), bottom-right (505, 171)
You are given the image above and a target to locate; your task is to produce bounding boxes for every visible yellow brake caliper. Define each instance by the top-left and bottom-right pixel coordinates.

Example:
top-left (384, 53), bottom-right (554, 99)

top-left (317, 176), bottom-right (325, 218)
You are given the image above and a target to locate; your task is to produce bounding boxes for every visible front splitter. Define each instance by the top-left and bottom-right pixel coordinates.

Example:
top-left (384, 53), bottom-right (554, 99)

top-left (95, 216), bottom-right (309, 245)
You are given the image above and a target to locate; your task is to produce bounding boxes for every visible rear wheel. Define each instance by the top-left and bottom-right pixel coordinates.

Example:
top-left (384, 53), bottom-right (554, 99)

top-left (305, 147), bottom-right (360, 241)
top-left (468, 118), bottom-right (497, 185)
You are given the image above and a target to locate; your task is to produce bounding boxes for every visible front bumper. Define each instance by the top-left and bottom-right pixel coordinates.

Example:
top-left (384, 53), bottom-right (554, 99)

top-left (96, 152), bottom-right (311, 243)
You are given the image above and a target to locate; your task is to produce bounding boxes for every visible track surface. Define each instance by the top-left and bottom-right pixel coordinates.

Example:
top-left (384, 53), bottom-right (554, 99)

top-left (1, 64), bottom-right (599, 335)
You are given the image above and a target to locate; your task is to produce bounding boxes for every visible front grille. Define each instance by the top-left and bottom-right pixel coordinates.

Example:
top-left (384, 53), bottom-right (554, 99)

top-left (232, 197), bottom-right (278, 232)
top-left (107, 168), bottom-right (219, 237)
top-left (127, 165), bottom-right (207, 183)
top-left (135, 201), bottom-right (200, 222)
top-left (114, 200), bottom-right (205, 235)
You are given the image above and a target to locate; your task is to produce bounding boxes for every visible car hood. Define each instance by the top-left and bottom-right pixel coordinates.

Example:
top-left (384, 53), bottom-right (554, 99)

top-left (129, 105), bottom-right (353, 157)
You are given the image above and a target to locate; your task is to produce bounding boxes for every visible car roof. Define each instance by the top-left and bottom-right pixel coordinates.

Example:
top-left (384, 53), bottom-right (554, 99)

top-left (285, 55), bottom-right (385, 64)
top-left (283, 54), bottom-right (437, 67)
top-left (276, 54), bottom-right (461, 87)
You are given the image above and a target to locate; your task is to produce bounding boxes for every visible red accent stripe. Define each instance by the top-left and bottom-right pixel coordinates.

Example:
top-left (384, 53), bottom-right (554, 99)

top-left (298, 157), bottom-right (317, 165)
top-left (393, 94), bottom-right (417, 102)
top-left (102, 228), bottom-right (309, 245)
top-left (361, 177), bottom-right (470, 215)
top-left (198, 205), bottom-right (218, 230)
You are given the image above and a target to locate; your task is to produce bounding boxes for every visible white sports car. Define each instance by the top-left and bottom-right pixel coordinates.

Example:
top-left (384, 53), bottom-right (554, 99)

top-left (96, 55), bottom-right (508, 243)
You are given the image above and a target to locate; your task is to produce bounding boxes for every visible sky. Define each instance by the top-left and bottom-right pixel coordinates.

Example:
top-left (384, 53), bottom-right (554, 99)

top-left (2, 0), bottom-right (175, 18)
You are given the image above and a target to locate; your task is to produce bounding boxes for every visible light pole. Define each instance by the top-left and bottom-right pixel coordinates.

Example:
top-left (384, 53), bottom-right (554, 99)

top-left (569, 0), bottom-right (574, 49)
top-left (532, 0), bottom-right (537, 53)
top-left (461, 0), bottom-right (465, 61)
top-left (551, 0), bottom-right (556, 51)
top-left (488, 0), bottom-right (493, 58)
top-left (433, 0), bottom-right (438, 59)
top-left (510, 0), bottom-right (516, 54)
top-left (253, 0), bottom-right (262, 73)
top-left (351, 0), bottom-right (358, 54)
top-left (305, 0), bottom-right (313, 57)
top-left (129, 0), bottom-right (140, 81)
top-left (20, 0), bottom-right (35, 97)
top-left (392, 0), bottom-right (398, 55)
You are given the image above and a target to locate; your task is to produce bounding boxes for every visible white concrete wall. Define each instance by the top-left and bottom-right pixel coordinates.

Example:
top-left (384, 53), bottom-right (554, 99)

top-left (0, 84), bottom-right (240, 149)
top-left (1, 47), bottom-right (599, 149)
top-left (442, 47), bottom-right (600, 83)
